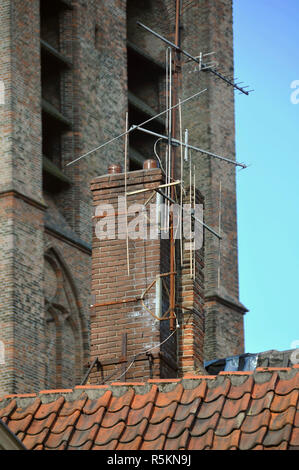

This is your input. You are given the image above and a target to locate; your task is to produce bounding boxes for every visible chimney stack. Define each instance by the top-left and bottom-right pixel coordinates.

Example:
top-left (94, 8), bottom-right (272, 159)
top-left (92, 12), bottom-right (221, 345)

top-left (89, 165), bottom-right (205, 383)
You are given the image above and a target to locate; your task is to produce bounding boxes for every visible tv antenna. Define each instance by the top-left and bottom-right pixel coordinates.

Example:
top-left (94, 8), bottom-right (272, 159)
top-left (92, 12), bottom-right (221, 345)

top-left (66, 0), bottom-right (251, 341)
top-left (133, 0), bottom-right (252, 330)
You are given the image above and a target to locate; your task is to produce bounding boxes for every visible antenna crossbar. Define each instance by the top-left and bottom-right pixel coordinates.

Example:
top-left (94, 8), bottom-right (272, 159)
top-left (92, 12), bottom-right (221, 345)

top-left (66, 89), bottom-right (207, 167)
top-left (137, 21), bottom-right (250, 96)
top-left (132, 125), bottom-right (247, 169)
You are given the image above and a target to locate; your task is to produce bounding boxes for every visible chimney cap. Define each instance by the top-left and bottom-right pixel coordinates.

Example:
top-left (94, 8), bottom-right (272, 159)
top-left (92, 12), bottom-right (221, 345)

top-left (143, 159), bottom-right (158, 170)
top-left (108, 163), bottom-right (122, 174)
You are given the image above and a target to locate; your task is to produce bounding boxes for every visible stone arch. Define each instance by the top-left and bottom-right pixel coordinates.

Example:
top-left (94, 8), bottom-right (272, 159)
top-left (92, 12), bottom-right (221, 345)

top-left (43, 246), bottom-right (87, 388)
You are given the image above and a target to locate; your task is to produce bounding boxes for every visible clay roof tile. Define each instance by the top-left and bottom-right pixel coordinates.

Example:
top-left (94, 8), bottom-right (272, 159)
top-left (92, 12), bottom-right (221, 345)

top-left (2, 366), bottom-right (299, 451)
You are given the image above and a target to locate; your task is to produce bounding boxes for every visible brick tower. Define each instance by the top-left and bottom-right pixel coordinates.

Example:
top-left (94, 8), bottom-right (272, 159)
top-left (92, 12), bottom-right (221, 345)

top-left (0, 0), bottom-right (246, 395)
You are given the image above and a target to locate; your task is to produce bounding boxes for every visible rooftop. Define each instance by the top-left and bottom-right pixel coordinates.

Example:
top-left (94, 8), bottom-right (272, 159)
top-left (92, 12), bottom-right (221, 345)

top-left (1, 365), bottom-right (298, 450)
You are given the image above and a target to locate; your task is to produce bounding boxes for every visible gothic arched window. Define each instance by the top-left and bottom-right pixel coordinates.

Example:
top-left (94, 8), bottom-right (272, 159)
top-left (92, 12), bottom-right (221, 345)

top-left (43, 249), bottom-right (85, 389)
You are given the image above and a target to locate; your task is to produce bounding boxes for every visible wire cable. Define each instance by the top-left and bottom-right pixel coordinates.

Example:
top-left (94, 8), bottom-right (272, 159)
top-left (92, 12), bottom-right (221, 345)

top-left (66, 88), bottom-right (207, 167)
top-left (111, 327), bottom-right (178, 383)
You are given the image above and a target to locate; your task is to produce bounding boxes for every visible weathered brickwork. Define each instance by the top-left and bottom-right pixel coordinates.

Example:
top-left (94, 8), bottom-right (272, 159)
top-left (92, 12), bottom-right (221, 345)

top-left (0, 193), bottom-right (45, 395)
top-left (0, 0), bottom-right (246, 395)
top-left (90, 168), bottom-right (173, 382)
top-left (179, 0), bottom-right (247, 360)
top-left (177, 188), bottom-right (205, 375)
top-left (90, 166), bottom-right (205, 383)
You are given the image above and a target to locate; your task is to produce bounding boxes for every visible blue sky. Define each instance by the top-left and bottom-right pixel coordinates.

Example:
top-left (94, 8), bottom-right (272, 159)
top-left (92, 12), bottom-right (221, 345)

top-left (233, 0), bottom-right (299, 353)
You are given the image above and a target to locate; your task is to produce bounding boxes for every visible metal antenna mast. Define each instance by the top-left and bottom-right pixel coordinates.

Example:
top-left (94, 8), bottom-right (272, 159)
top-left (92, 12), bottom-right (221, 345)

top-left (168, 0), bottom-right (182, 331)
top-left (137, 0), bottom-right (252, 331)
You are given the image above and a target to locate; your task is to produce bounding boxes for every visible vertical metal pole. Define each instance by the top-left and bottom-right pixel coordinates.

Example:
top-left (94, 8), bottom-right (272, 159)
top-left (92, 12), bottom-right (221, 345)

top-left (121, 333), bottom-right (127, 381)
top-left (217, 181), bottom-right (222, 290)
top-left (124, 112), bottom-right (130, 275)
top-left (169, 0), bottom-right (182, 331)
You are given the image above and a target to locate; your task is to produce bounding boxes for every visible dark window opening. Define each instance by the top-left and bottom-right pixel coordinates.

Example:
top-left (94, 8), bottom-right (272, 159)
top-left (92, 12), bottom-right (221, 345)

top-left (40, 0), bottom-right (73, 192)
top-left (126, 4), bottom-right (165, 170)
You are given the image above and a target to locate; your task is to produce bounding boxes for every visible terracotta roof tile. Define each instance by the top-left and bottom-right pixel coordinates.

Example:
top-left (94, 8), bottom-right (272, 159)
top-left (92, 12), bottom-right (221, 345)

top-left (212, 429), bottom-right (241, 450)
top-left (108, 388), bottom-right (135, 412)
top-left (35, 397), bottom-right (65, 420)
top-left (59, 397), bottom-right (87, 417)
top-left (241, 409), bottom-right (271, 433)
top-left (263, 424), bottom-right (293, 447)
top-left (276, 373), bottom-right (299, 395)
top-left (34, 444), bottom-right (44, 451)
top-left (7, 413), bottom-right (33, 436)
top-left (290, 427), bottom-right (299, 447)
top-left (248, 391), bottom-right (274, 416)
top-left (24, 412), bottom-right (57, 437)
top-left (194, 395), bottom-right (225, 419)
top-left (68, 440), bottom-right (93, 451)
top-left (140, 434), bottom-right (165, 450)
top-left (251, 372), bottom-right (278, 399)
top-left (188, 429), bottom-right (214, 450)
top-left (23, 428), bottom-right (50, 450)
top-left (150, 401), bottom-right (178, 424)
top-left (215, 412), bottom-right (246, 436)
top-left (190, 412), bottom-right (220, 437)
top-left (82, 390), bottom-right (112, 414)
top-left (126, 402), bottom-right (153, 426)
top-left (239, 426), bottom-right (268, 451)
top-left (119, 417), bottom-right (148, 444)
top-left (116, 436), bottom-right (143, 450)
top-left (0, 399), bottom-right (17, 421)
top-left (75, 407), bottom-right (105, 431)
top-left (94, 421), bottom-right (125, 446)
top-left (269, 407), bottom-right (296, 431)
top-left (9, 398), bottom-right (41, 421)
top-left (101, 405), bottom-right (130, 428)
top-left (227, 375), bottom-right (254, 399)
top-left (205, 377), bottom-right (230, 402)
top-left (167, 413), bottom-right (195, 439)
top-left (44, 424), bottom-right (75, 449)
top-left (155, 383), bottom-right (184, 407)
top-left (263, 441), bottom-right (288, 450)
top-left (164, 429), bottom-right (189, 450)
top-left (130, 385), bottom-right (158, 409)
top-left (270, 390), bottom-right (298, 412)
top-left (180, 381), bottom-right (206, 404)
top-left (221, 393), bottom-right (251, 419)
top-left (143, 417), bottom-right (172, 442)
top-left (92, 440), bottom-right (118, 450)
top-left (174, 397), bottom-right (201, 422)
top-left (1, 365), bottom-right (298, 450)
top-left (50, 409), bottom-right (80, 434)
top-left (68, 422), bottom-right (99, 449)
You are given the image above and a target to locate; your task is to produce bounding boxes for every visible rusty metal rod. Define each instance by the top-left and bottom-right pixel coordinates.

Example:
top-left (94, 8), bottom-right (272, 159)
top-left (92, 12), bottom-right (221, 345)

top-left (91, 297), bottom-right (140, 308)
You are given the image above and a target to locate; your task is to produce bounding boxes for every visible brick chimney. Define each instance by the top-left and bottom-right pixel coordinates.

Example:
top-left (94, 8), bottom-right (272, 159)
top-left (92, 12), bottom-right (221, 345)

top-left (89, 164), bottom-right (205, 383)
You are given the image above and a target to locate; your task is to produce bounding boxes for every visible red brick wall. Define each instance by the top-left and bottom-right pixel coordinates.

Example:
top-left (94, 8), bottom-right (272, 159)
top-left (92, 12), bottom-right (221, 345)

top-left (90, 168), bottom-right (171, 383)
top-left (89, 166), bottom-right (206, 383)
top-left (177, 188), bottom-right (205, 375)
top-left (0, 0), bottom-right (245, 395)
